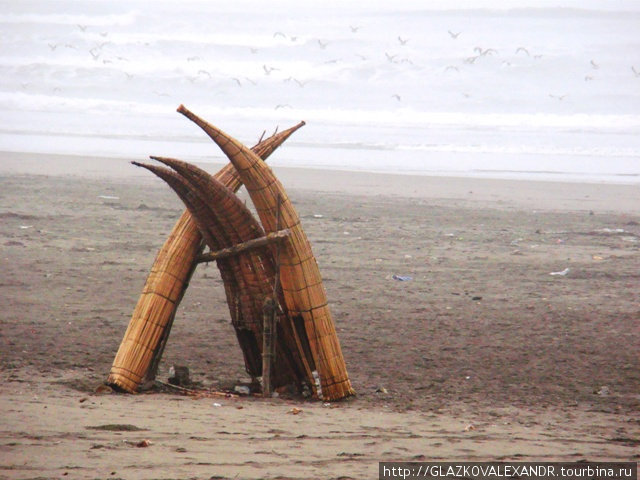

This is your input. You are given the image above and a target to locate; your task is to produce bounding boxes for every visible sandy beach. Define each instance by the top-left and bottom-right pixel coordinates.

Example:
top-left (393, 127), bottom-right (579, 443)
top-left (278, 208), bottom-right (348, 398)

top-left (0, 151), bottom-right (638, 479)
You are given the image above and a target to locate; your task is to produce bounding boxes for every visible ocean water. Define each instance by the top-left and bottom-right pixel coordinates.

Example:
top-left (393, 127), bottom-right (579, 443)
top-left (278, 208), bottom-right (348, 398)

top-left (1, 0), bottom-right (639, 183)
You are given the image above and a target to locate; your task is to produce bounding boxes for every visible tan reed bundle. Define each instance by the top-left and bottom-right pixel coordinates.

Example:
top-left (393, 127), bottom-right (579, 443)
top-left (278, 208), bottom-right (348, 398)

top-left (107, 119), bottom-right (305, 392)
top-left (177, 104), bottom-right (355, 401)
top-left (136, 158), bottom-right (306, 387)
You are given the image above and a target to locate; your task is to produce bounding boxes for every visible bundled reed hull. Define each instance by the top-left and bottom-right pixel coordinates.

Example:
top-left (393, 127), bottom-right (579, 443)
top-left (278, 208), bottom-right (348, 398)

top-left (107, 120), bottom-right (304, 392)
top-left (177, 105), bottom-right (354, 401)
top-left (136, 159), bottom-right (304, 387)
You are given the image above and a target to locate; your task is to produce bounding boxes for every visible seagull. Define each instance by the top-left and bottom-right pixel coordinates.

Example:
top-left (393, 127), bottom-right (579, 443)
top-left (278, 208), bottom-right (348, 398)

top-left (187, 56), bottom-right (201, 62)
top-left (317, 39), bottom-right (328, 49)
top-left (391, 94), bottom-right (401, 101)
top-left (448, 30), bottom-right (461, 39)
top-left (99, 32), bottom-right (108, 37)
top-left (397, 36), bottom-right (408, 46)
top-left (590, 59), bottom-right (599, 70)
top-left (631, 66), bottom-right (640, 77)
top-left (464, 55), bottom-right (479, 64)
top-left (77, 24), bottom-right (87, 32)
top-left (232, 77), bottom-right (242, 86)
top-left (445, 65), bottom-right (459, 72)
top-left (273, 31), bottom-right (286, 39)
top-left (533, 54), bottom-right (543, 59)
top-left (89, 48), bottom-right (100, 60)
top-left (48, 43), bottom-right (58, 51)
top-left (197, 69), bottom-right (212, 78)
top-left (350, 25), bottom-right (361, 33)
top-left (515, 47), bottom-right (530, 56)
top-left (385, 52), bottom-right (397, 63)
top-left (275, 104), bottom-right (292, 110)
top-left (584, 75), bottom-right (593, 81)
top-left (249, 47), bottom-right (258, 54)
top-left (244, 77), bottom-right (257, 85)
top-left (263, 64), bottom-right (279, 75)
top-left (294, 78), bottom-right (307, 87)
top-left (549, 94), bottom-right (567, 101)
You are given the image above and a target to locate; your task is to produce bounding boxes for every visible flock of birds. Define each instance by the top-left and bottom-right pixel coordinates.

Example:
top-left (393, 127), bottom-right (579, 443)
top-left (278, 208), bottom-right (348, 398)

top-left (33, 21), bottom-right (640, 111)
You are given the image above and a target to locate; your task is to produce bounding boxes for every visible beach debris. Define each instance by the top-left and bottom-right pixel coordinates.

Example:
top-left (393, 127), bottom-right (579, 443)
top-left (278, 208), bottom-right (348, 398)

top-left (94, 383), bottom-right (113, 395)
top-left (234, 385), bottom-right (251, 395)
top-left (313, 214), bottom-right (324, 218)
top-left (97, 195), bottom-right (119, 200)
top-left (135, 439), bottom-right (152, 448)
top-left (288, 407), bottom-right (303, 415)
top-left (595, 385), bottom-right (610, 396)
top-left (392, 274), bottom-right (413, 281)
top-left (464, 424), bottom-right (476, 431)
top-left (375, 386), bottom-right (388, 394)
top-left (168, 365), bottom-right (190, 387)
top-left (549, 268), bottom-right (570, 276)
top-left (471, 296), bottom-right (482, 301)
top-left (86, 424), bottom-right (145, 432)
top-left (213, 402), bottom-right (222, 408)
top-left (19, 225), bottom-right (33, 229)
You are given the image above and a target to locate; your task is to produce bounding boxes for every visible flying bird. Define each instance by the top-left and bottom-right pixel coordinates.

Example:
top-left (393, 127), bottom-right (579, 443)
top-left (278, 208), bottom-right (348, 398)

top-left (476, 47), bottom-right (497, 56)
top-left (515, 47), bottom-right (530, 56)
top-left (197, 69), bottom-right (212, 78)
top-left (632, 66), bottom-right (640, 77)
top-left (385, 52), bottom-right (397, 63)
top-left (47, 43), bottom-right (58, 51)
top-left (397, 36), bottom-right (409, 46)
top-left (448, 30), bottom-right (461, 39)
top-left (275, 104), bottom-right (292, 110)
top-left (273, 31), bottom-right (286, 39)
top-left (77, 24), bottom-right (87, 32)
top-left (350, 25), bottom-right (361, 33)
top-left (391, 94), bottom-right (401, 102)
top-left (317, 39), bottom-right (328, 49)
top-left (590, 59), bottom-right (599, 70)
top-left (263, 64), bottom-right (279, 75)
top-left (549, 94), bottom-right (567, 101)
top-left (445, 65), bottom-right (459, 72)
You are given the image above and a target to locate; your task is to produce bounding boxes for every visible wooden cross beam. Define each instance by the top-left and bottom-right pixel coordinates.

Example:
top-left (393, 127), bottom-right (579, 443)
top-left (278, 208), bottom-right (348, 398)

top-left (195, 229), bottom-right (291, 263)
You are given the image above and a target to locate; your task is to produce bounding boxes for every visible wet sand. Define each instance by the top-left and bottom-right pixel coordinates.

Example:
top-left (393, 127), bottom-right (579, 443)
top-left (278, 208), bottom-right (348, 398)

top-left (1, 151), bottom-right (638, 479)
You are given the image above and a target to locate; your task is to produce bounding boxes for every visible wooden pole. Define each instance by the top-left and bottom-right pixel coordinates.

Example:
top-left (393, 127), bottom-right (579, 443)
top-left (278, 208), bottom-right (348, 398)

top-left (263, 195), bottom-right (282, 397)
top-left (262, 297), bottom-right (276, 397)
top-left (196, 229), bottom-right (291, 264)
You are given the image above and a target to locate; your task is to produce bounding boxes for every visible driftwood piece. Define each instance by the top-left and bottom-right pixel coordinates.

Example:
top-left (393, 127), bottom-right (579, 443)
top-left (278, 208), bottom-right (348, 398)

top-left (196, 229), bottom-right (291, 263)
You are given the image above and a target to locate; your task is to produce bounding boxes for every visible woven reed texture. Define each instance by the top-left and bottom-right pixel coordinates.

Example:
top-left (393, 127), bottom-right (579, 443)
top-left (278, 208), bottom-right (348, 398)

top-left (107, 119), bottom-right (303, 392)
top-left (177, 107), bottom-right (354, 401)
